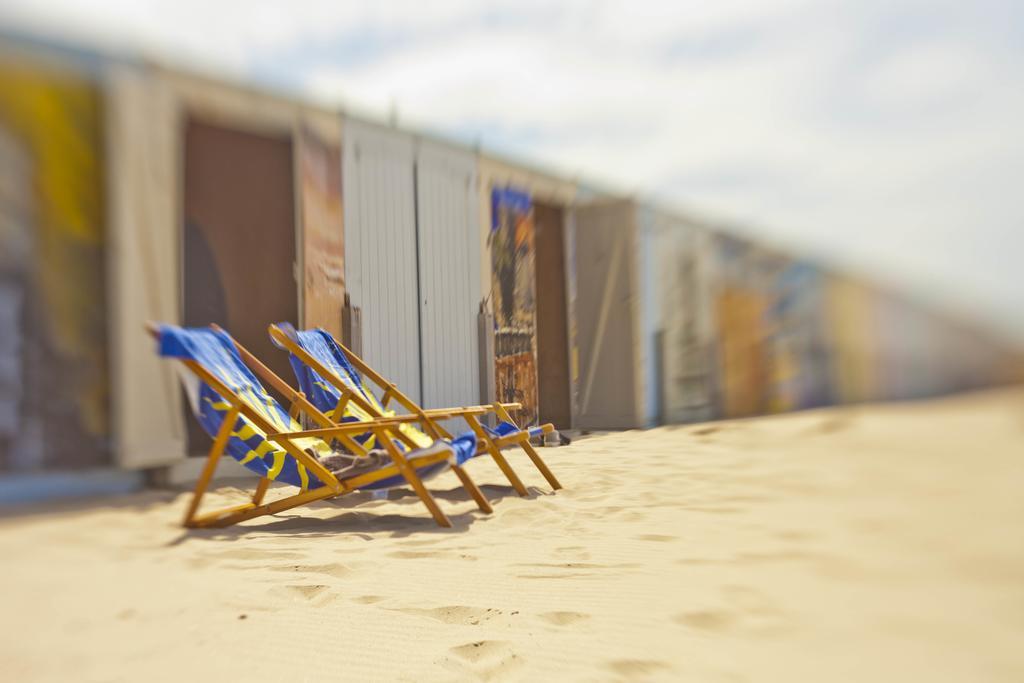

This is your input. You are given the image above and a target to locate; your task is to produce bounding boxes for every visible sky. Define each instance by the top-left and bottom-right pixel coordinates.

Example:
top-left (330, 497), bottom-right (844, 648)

top-left (2, 0), bottom-right (1022, 342)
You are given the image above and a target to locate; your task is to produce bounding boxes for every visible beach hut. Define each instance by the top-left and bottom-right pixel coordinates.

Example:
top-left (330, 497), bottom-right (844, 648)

top-left (568, 199), bottom-right (718, 429)
top-left (566, 198), bottom-right (644, 430)
top-left (823, 277), bottom-right (1024, 406)
top-left (823, 275), bottom-right (880, 404)
top-left (865, 288), bottom-right (1021, 402)
top-left (106, 63), bottom-right (344, 474)
top-left (760, 258), bottom-right (833, 411)
top-left (924, 314), bottom-right (990, 396)
top-left (872, 291), bottom-right (932, 401)
top-left (710, 233), bottom-right (772, 418)
top-left (638, 206), bottom-right (718, 425)
top-left (0, 37), bottom-right (113, 481)
top-left (477, 154), bottom-right (578, 431)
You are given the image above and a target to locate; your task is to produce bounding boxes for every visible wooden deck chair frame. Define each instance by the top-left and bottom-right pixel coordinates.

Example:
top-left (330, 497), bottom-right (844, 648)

top-left (267, 324), bottom-right (562, 497)
top-left (147, 324), bottom-right (493, 529)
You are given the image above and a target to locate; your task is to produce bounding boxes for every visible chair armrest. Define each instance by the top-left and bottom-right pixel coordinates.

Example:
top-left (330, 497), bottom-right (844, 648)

top-left (268, 414), bottom-right (427, 441)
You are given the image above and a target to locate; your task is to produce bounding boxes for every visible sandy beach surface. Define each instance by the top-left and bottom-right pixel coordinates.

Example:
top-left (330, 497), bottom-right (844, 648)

top-left (2, 389), bottom-right (1022, 682)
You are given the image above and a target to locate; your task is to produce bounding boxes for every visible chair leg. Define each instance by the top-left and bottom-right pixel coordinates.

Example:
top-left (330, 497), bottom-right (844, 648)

top-left (452, 465), bottom-right (493, 514)
top-left (183, 406), bottom-right (238, 527)
top-left (405, 469), bottom-right (452, 528)
top-left (464, 415), bottom-right (530, 497)
top-left (487, 406), bottom-right (564, 491)
top-left (519, 440), bottom-right (563, 490)
top-left (252, 477), bottom-right (271, 505)
top-left (181, 409), bottom-right (342, 529)
top-left (484, 442), bottom-right (530, 497)
top-left (380, 438), bottom-right (451, 528)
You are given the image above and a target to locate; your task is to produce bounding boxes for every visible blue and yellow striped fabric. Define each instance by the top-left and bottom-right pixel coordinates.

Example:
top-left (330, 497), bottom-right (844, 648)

top-left (159, 325), bottom-right (463, 491)
top-left (159, 325), bottom-right (331, 490)
top-left (272, 323), bottom-right (477, 465)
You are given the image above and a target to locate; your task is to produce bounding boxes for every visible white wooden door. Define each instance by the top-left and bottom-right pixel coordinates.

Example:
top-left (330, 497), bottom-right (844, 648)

top-left (414, 140), bottom-right (481, 416)
top-left (342, 119), bottom-right (422, 401)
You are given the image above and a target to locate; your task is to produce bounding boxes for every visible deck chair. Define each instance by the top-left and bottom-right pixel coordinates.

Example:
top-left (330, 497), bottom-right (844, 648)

top-left (150, 323), bottom-right (494, 528)
top-left (268, 323), bottom-right (562, 497)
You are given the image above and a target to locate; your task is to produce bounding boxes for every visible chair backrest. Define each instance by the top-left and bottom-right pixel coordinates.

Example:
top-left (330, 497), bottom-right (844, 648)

top-left (271, 323), bottom-right (433, 450)
top-left (157, 324), bottom-right (328, 490)
top-left (271, 323), bottom-right (385, 417)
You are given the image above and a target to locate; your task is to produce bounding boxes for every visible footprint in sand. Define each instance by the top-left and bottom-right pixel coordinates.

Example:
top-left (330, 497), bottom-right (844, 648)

top-left (690, 504), bottom-right (747, 514)
top-left (674, 610), bottom-right (736, 631)
top-left (388, 549), bottom-right (439, 559)
top-left (352, 595), bottom-right (386, 605)
top-left (267, 562), bottom-right (354, 579)
top-left (605, 659), bottom-right (671, 679)
top-left (619, 511), bottom-right (647, 523)
top-left (445, 640), bottom-right (524, 680)
top-left (811, 416), bottom-right (851, 434)
top-left (387, 549), bottom-right (478, 561)
top-left (575, 505), bottom-right (647, 524)
top-left (539, 611), bottom-right (590, 626)
top-left (722, 585), bottom-right (780, 612)
top-left (399, 537), bottom-right (447, 547)
top-left (391, 605), bottom-right (519, 626)
top-left (513, 560), bottom-right (638, 580)
top-left (497, 506), bottom-right (557, 526)
top-left (553, 546), bottom-right (591, 561)
top-left (514, 562), bottom-right (640, 570)
top-left (188, 548), bottom-right (304, 569)
top-left (575, 494), bottom-right (612, 504)
top-left (674, 585), bottom-right (794, 636)
top-left (268, 584), bottom-right (339, 606)
top-left (208, 548), bottom-right (304, 561)
top-left (736, 549), bottom-right (812, 564)
top-left (517, 571), bottom-right (599, 580)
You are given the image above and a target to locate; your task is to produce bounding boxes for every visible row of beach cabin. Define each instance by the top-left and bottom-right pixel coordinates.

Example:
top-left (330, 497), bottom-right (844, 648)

top-left (0, 34), bottom-right (1019, 495)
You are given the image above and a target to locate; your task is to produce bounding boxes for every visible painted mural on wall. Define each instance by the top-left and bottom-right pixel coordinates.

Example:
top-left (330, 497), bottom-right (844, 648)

top-left (0, 56), bottom-right (108, 470)
top-left (489, 187), bottom-right (538, 426)
top-left (299, 127), bottom-right (345, 338)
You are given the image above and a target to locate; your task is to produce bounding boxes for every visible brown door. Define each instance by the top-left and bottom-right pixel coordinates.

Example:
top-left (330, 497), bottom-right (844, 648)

top-left (183, 119), bottom-right (297, 449)
top-left (533, 202), bottom-right (572, 429)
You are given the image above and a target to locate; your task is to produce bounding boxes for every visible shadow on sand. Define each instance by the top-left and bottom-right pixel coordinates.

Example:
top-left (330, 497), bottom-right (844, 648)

top-left (163, 482), bottom-right (555, 546)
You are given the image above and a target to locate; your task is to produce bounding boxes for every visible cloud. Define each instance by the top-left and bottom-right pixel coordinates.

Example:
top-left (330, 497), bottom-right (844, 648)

top-left (2, 0), bottom-right (1022, 340)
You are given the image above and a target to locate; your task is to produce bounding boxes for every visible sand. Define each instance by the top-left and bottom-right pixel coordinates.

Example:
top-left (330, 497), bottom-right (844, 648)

top-left (1, 388), bottom-right (1023, 682)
